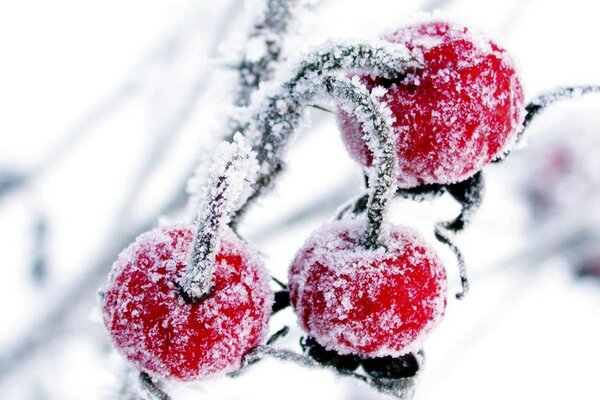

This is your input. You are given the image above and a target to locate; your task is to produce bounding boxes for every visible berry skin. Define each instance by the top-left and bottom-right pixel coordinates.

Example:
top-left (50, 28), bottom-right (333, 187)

top-left (102, 225), bottom-right (273, 380)
top-left (289, 219), bottom-right (447, 358)
top-left (339, 21), bottom-right (525, 188)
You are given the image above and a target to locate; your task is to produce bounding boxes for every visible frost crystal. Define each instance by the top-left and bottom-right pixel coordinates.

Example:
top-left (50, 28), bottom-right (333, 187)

top-left (289, 218), bottom-right (447, 358)
top-left (102, 225), bottom-right (273, 380)
top-left (179, 134), bottom-right (259, 300)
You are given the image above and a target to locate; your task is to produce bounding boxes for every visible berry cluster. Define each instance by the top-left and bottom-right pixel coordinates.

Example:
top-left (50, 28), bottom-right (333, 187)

top-left (99, 16), bottom-right (563, 399)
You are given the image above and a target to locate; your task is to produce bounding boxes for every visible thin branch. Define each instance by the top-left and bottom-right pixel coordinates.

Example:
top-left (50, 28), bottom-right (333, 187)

top-left (235, 0), bottom-right (304, 109)
top-left (323, 76), bottom-right (398, 249)
top-left (179, 136), bottom-right (258, 300)
top-left (233, 41), bottom-right (416, 225)
top-left (139, 372), bottom-right (171, 400)
top-left (495, 85), bottom-right (600, 162)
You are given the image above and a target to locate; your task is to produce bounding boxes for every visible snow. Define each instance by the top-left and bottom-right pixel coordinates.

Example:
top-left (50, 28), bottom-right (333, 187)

top-left (289, 217), bottom-right (447, 358)
top-left (339, 20), bottom-right (526, 188)
top-left (3, 0), bottom-right (600, 399)
top-left (102, 225), bottom-right (273, 380)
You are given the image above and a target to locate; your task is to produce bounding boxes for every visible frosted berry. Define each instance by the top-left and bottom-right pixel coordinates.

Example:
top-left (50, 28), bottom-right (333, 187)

top-left (289, 219), bottom-right (447, 357)
top-left (339, 21), bottom-right (525, 188)
top-left (102, 225), bottom-right (273, 380)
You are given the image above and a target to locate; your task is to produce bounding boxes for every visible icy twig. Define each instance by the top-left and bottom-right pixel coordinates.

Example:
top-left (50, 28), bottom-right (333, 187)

top-left (236, 345), bottom-right (422, 399)
top-left (0, 169), bottom-right (27, 200)
top-left (139, 372), bottom-right (171, 400)
top-left (435, 223), bottom-right (468, 300)
top-left (523, 85), bottom-right (600, 129)
top-left (495, 85), bottom-right (600, 161)
top-left (433, 172), bottom-right (484, 299)
top-left (235, 0), bottom-right (304, 109)
top-left (233, 40), bottom-right (416, 224)
top-left (178, 134), bottom-right (259, 300)
top-left (323, 76), bottom-right (398, 249)
top-left (30, 212), bottom-right (49, 284)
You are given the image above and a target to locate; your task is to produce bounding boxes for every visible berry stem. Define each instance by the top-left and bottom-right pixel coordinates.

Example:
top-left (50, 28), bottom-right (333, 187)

top-left (139, 372), bottom-right (171, 400)
top-left (234, 0), bottom-right (303, 110)
top-left (323, 76), bottom-right (398, 249)
top-left (178, 134), bottom-right (259, 301)
top-left (495, 84), bottom-right (600, 162)
top-left (236, 345), bottom-right (421, 399)
top-left (232, 41), bottom-right (416, 226)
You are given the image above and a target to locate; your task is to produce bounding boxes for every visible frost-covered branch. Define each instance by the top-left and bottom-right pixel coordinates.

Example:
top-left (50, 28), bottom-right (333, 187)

top-left (495, 85), bottom-right (600, 162)
top-left (523, 85), bottom-right (600, 129)
top-left (235, 0), bottom-right (305, 109)
top-left (237, 345), bottom-right (421, 399)
top-left (323, 76), bottom-right (398, 249)
top-left (178, 134), bottom-right (259, 300)
top-left (139, 372), bottom-right (171, 400)
top-left (433, 172), bottom-right (484, 299)
top-left (233, 41), bottom-right (416, 224)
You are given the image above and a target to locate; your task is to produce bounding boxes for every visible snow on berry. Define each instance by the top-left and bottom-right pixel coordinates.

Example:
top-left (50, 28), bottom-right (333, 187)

top-left (288, 218), bottom-right (447, 358)
top-left (102, 225), bottom-right (273, 380)
top-left (338, 21), bottom-right (525, 188)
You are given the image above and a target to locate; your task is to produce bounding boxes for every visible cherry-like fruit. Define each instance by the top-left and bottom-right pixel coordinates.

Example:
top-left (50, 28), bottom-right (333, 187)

top-left (289, 219), bottom-right (447, 357)
top-left (339, 21), bottom-right (525, 188)
top-left (102, 225), bottom-right (273, 380)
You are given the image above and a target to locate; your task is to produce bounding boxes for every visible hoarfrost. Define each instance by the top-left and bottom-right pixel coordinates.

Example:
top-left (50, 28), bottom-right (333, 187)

top-left (288, 218), bottom-right (447, 358)
top-left (102, 225), bottom-right (273, 380)
top-left (179, 134), bottom-right (259, 300)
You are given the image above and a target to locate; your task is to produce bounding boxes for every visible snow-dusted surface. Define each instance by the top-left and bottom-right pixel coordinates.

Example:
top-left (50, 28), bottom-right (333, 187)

top-left (1, 0), bottom-right (600, 399)
top-left (289, 218), bottom-right (447, 357)
top-left (102, 225), bottom-right (273, 380)
top-left (339, 20), bottom-right (525, 188)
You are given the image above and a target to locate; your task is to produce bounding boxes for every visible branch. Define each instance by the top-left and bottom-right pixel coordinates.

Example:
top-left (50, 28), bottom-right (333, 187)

top-left (233, 40), bottom-right (416, 224)
top-left (139, 372), bottom-right (171, 400)
top-left (178, 135), bottom-right (259, 300)
top-left (494, 85), bottom-right (600, 162)
top-left (235, 0), bottom-right (305, 109)
top-left (323, 76), bottom-right (398, 249)
top-left (236, 345), bottom-right (422, 399)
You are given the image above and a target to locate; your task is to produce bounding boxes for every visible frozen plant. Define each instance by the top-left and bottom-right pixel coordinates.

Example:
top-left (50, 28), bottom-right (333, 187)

top-left (96, 3), bottom-right (600, 399)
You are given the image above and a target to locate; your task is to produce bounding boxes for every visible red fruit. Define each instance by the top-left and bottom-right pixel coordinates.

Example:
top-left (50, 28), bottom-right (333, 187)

top-left (102, 225), bottom-right (273, 380)
top-left (289, 219), bottom-right (447, 357)
top-left (339, 21), bottom-right (525, 188)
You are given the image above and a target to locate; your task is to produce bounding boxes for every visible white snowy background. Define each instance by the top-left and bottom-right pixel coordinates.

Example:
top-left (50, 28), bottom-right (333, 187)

top-left (1, 0), bottom-right (599, 399)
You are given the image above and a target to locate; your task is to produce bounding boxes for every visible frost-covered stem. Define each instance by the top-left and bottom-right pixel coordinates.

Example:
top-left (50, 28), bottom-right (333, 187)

top-left (237, 345), bottom-right (421, 399)
top-left (435, 223), bottom-right (468, 300)
top-left (178, 135), bottom-right (258, 301)
top-left (323, 76), bottom-right (398, 249)
top-left (235, 0), bottom-right (302, 109)
top-left (232, 41), bottom-right (415, 224)
top-left (139, 372), bottom-right (171, 400)
top-left (504, 85), bottom-right (600, 156)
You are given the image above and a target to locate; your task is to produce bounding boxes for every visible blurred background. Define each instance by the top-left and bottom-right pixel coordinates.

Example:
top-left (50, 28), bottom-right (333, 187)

top-left (1, 0), bottom-right (599, 398)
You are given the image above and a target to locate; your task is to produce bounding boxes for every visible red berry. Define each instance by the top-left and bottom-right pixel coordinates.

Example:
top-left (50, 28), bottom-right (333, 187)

top-left (289, 219), bottom-right (447, 357)
top-left (339, 21), bottom-right (525, 188)
top-left (102, 225), bottom-right (273, 380)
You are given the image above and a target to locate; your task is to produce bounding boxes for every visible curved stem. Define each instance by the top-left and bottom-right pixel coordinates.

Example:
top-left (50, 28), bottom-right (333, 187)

top-left (233, 41), bottom-right (415, 226)
top-left (494, 85), bottom-right (600, 162)
top-left (178, 134), bottom-right (258, 301)
top-left (235, 345), bottom-right (422, 399)
top-left (323, 76), bottom-right (398, 249)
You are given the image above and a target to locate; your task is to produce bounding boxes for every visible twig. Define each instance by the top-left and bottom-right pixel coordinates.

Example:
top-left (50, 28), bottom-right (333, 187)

top-left (233, 40), bottom-right (417, 224)
top-left (495, 85), bottom-right (600, 162)
top-left (323, 76), bottom-right (398, 249)
top-left (179, 135), bottom-right (258, 300)
top-left (235, 0), bottom-right (304, 109)
top-left (139, 372), bottom-right (171, 400)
